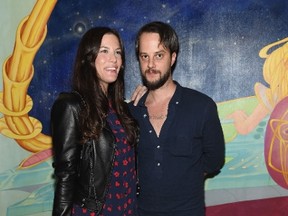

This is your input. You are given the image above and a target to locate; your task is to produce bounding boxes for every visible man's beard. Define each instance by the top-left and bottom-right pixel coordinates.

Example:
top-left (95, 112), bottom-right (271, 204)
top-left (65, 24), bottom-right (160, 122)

top-left (142, 69), bottom-right (170, 90)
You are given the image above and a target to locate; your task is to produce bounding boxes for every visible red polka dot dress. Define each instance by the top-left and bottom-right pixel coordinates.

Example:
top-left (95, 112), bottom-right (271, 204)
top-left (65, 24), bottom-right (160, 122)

top-left (72, 107), bottom-right (137, 216)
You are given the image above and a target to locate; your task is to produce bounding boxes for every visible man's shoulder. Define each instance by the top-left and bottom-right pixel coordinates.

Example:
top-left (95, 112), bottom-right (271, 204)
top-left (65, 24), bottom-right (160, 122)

top-left (127, 100), bottom-right (138, 112)
top-left (127, 99), bottom-right (144, 120)
top-left (181, 86), bottom-right (214, 102)
top-left (127, 100), bottom-right (135, 109)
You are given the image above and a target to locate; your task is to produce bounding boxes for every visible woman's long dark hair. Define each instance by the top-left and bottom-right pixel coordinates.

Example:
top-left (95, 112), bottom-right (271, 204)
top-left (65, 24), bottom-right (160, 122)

top-left (72, 27), bottom-right (138, 146)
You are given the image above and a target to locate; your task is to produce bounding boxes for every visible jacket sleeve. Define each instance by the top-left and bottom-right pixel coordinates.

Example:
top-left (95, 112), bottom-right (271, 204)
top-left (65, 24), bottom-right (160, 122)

top-left (51, 93), bottom-right (81, 216)
top-left (202, 100), bottom-right (225, 175)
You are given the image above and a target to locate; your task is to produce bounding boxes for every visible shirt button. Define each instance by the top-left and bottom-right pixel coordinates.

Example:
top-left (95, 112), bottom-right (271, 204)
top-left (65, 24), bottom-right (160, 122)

top-left (149, 130), bottom-right (152, 133)
top-left (157, 162), bottom-right (161, 166)
top-left (143, 114), bottom-right (147, 118)
top-left (156, 145), bottom-right (160, 149)
top-left (176, 101), bottom-right (179, 104)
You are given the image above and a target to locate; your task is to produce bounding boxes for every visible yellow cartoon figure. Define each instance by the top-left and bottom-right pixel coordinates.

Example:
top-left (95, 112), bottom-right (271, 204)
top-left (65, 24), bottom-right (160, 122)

top-left (228, 37), bottom-right (288, 135)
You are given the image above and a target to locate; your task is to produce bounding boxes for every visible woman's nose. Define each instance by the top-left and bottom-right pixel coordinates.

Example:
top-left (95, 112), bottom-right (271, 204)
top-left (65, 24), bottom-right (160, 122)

top-left (109, 53), bottom-right (117, 62)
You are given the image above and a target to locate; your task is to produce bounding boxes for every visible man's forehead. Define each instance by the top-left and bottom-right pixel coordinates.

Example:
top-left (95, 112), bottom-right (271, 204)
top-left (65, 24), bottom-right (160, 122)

top-left (139, 35), bottom-right (167, 52)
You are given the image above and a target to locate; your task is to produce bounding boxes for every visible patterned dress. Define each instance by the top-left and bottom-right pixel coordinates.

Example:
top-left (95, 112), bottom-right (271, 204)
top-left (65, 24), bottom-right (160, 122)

top-left (72, 107), bottom-right (137, 216)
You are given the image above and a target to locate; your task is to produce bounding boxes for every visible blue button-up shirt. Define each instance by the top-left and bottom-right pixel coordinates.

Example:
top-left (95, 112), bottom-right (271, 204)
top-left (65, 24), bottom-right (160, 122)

top-left (129, 82), bottom-right (225, 216)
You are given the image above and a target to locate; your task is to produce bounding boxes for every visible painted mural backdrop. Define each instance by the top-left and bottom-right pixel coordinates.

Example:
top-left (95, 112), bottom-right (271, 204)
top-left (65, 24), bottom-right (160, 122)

top-left (1, 0), bottom-right (288, 215)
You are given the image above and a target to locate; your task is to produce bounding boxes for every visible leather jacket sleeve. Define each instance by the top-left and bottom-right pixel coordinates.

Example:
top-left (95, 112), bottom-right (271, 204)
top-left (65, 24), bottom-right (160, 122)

top-left (51, 93), bottom-right (82, 216)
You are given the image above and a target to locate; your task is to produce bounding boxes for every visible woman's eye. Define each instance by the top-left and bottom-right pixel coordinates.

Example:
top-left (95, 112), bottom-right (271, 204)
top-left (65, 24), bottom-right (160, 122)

top-left (115, 50), bottom-right (122, 55)
top-left (99, 49), bottom-right (108, 53)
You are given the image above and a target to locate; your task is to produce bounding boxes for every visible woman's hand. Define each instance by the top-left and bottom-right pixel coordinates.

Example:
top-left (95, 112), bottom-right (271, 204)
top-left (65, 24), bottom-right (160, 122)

top-left (130, 85), bottom-right (147, 106)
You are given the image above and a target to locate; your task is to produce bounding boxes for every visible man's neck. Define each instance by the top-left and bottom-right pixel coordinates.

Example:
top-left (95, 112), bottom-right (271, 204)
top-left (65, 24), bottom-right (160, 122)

top-left (146, 79), bottom-right (176, 105)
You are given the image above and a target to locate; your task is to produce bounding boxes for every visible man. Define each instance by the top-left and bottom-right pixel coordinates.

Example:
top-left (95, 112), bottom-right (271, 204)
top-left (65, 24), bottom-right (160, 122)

top-left (129, 21), bottom-right (225, 216)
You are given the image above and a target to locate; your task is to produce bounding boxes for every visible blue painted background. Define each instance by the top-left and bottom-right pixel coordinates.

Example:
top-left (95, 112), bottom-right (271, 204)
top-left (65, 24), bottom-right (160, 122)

top-left (30, 0), bottom-right (288, 134)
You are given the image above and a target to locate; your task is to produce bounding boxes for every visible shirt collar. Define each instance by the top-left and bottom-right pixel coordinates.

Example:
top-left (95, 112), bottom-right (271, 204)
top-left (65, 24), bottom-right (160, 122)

top-left (138, 81), bottom-right (183, 107)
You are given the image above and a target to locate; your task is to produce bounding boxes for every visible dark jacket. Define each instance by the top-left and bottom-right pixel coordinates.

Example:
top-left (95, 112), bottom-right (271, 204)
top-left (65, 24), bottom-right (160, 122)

top-left (51, 92), bottom-right (116, 216)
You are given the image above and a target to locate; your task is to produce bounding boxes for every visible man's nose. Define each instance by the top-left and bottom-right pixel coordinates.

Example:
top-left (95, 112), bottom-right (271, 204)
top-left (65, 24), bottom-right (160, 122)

top-left (147, 57), bottom-right (155, 68)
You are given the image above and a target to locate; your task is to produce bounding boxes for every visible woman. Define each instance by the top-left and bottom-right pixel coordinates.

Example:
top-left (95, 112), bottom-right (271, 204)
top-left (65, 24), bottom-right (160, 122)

top-left (51, 27), bottom-right (138, 216)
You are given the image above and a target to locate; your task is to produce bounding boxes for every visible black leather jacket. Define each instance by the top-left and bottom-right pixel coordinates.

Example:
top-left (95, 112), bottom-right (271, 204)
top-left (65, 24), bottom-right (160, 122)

top-left (51, 92), bottom-right (116, 216)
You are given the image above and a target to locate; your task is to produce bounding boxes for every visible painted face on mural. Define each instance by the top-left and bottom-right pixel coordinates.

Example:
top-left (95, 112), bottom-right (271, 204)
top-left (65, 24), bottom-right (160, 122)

top-left (138, 32), bottom-right (176, 90)
top-left (95, 33), bottom-right (122, 92)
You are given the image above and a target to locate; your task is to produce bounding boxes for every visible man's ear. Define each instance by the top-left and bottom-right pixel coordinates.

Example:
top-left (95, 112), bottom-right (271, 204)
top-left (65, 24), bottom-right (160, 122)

top-left (171, 52), bottom-right (177, 67)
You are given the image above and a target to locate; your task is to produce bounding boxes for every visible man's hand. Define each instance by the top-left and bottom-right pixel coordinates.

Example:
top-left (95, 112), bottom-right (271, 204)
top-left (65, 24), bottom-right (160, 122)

top-left (130, 85), bottom-right (147, 106)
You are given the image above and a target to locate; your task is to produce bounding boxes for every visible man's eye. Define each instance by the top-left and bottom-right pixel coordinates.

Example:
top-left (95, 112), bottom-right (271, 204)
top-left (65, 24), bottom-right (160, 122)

top-left (155, 54), bottom-right (163, 59)
top-left (140, 55), bottom-right (148, 60)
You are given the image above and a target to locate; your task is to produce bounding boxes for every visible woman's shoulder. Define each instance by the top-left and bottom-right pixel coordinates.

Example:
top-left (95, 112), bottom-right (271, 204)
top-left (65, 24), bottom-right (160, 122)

top-left (52, 91), bottom-right (83, 112)
top-left (55, 91), bottom-right (81, 104)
